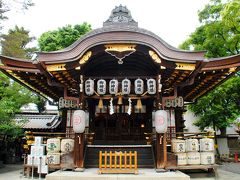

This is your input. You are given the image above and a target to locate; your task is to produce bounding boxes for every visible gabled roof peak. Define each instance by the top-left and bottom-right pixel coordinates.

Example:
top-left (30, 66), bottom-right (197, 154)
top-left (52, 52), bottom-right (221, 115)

top-left (103, 4), bottom-right (138, 27)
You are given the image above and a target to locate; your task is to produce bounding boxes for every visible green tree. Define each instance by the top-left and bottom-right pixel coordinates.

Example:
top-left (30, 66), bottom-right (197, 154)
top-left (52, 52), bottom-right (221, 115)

top-left (38, 23), bottom-right (91, 52)
top-left (180, 0), bottom-right (240, 135)
top-left (180, 0), bottom-right (240, 58)
top-left (0, 26), bottom-right (39, 136)
top-left (1, 25), bottom-right (37, 58)
top-left (0, 73), bottom-right (39, 136)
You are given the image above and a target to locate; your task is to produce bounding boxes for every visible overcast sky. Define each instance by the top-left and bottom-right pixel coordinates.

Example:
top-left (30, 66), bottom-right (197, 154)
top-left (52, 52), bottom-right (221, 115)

top-left (3, 0), bottom-right (209, 48)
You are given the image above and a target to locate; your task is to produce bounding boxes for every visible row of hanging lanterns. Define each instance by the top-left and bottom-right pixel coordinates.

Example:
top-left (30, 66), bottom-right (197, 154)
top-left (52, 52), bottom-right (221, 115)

top-left (85, 78), bottom-right (158, 96)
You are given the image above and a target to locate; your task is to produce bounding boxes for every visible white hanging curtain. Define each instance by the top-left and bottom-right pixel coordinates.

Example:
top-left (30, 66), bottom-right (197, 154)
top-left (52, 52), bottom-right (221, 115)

top-left (97, 79), bottom-right (106, 95)
top-left (122, 78), bottom-right (131, 95)
top-left (147, 78), bottom-right (156, 94)
top-left (109, 79), bottom-right (118, 95)
top-left (134, 78), bottom-right (144, 95)
top-left (85, 79), bottom-right (94, 96)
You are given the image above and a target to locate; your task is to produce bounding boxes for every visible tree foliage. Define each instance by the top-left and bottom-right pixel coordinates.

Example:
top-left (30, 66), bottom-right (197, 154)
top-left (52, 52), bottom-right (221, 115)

top-left (180, 0), bottom-right (240, 58)
top-left (1, 25), bottom-right (37, 58)
top-left (0, 26), bottom-right (39, 136)
top-left (0, 73), bottom-right (39, 135)
top-left (181, 0), bottom-right (240, 134)
top-left (38, 23), bottom-right (92, 52)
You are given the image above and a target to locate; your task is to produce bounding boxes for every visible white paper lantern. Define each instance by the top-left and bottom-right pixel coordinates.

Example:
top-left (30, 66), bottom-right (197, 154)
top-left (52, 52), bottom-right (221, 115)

top-left (97, 79), bottom-right (106, 95)
top-left (72, 110), bottom-right (86, 133)
top-left (147, 79), bottom-right (156, 94)
top-left (134, 78), bottom-right (144, 95)
top-left (122, 78), bottom-right (131, 95)
top-left (109, 79), bottom-right (118, 95)
top-left (85, 79), bottom-right (94, 96)
top-left (155, 110), bottom-right (168, 133)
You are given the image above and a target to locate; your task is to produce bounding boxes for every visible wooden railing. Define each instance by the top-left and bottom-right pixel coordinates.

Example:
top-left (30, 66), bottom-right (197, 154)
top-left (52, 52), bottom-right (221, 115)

top-left (99, 151), bottom-right (138, 174)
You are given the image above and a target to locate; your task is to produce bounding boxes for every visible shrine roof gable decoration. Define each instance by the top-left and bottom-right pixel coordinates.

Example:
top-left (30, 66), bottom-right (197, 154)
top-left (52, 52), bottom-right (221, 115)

top-left (103, 4), bottom-right (138, 27)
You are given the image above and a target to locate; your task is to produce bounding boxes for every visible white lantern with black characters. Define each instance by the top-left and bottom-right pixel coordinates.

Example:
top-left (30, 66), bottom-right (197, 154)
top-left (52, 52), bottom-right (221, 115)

top-left (109, 79), bottom-right (118, 95)
top-left (147, 78), bottom-right (156, 94)
top-left (97, 79), bottom-right (106, 95)
top-left (122, 78), bottom-right (131, 95)
top-left (134, 78), bottom-right (144, 95)
top-left (85, 79), bottom-right (94, 96)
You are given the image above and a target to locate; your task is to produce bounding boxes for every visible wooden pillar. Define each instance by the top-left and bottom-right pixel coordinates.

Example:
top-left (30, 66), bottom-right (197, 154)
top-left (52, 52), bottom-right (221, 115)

top-left (156, 133), bottom-right (167, 169)
top-left (74, 133), bottom-right (84, 168)
top-left (74, 74), bottom-right (85, 169)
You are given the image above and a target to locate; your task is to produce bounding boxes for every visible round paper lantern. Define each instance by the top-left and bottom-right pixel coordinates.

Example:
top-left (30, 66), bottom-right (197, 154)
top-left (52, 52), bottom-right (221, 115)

top-left (147, 79), bottom-right (156, 94)
top-left (85, 79), bottom-right (94, 96)
top-left (134, 78), bottom-right (144, 95)
top-left (97, 79), bottom-right (106, 95)
top-left (122, 78), bottom-right (131, 95)
top-left (109, 79), bottom-right (118, 95)
top-left (72, 110), bottom-right (85, 133)
top-left (155, 110), bottom-right (168, 133)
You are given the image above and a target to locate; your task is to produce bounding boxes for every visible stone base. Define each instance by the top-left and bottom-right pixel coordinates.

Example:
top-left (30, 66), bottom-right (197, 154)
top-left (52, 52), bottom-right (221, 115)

top-left (46, 168), bottom-right (190, 180)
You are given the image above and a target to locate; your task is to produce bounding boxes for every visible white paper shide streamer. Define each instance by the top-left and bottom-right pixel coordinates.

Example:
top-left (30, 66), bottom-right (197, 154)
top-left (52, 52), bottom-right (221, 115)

top-left (122, 78), bottom-right (131, 95)
top-left (134, 78), bottom-right (144, 95)
top-left (127, 98), bottom-right (132, 115)
top-left (147, 78), bottom-right (156, 94)
top-left (97, 79), bottom-right (106, 95)
top-left (72, 110), bottom-right (85, 133)
top-left (109, 79), bottom-right (118, 95)
top-left (85, 79), bottom-right (94, 96)
top-left (109, 98), bottom-right (114, 115)
top-left (154, 110), bottom-right (168, 133)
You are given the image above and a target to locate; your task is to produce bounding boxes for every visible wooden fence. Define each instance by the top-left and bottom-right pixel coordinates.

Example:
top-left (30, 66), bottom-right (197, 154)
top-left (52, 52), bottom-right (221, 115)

top-left (99, 151), bottom-right (138, 174)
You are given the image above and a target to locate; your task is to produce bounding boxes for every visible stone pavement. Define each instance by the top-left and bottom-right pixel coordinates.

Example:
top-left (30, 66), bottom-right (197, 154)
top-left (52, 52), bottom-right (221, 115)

top-left (0, 162), bottom-right (240, 180)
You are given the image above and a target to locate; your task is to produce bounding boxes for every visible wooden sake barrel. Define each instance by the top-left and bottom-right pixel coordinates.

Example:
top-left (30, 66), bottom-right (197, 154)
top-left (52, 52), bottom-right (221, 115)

top-left (61, 139), bottom-right (74, 153)
top-left (186, 139), bottom-right (199, 152)
top-left (200, 138), bottom-right (214, 152)
top-left (47, 138), bottom-right (60, 153)
top-left (171, 139), bottom-right (186, 153)
top-left (47, 153), bottom-right (61, 165)
top-left (187, 152), bottom-right (200, 165)
top-left (175, 153), bottom-right (187, 166)
top-left (200, 152), bottom-right (215, 165)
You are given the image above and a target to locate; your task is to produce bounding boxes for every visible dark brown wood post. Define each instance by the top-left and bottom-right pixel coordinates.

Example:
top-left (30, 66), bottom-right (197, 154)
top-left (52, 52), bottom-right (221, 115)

top-left (74, 133), bottom-right (84, 168)
top-left (155, 75), bottom-right (167, 169)
top-left (74, 75), bottom-right (85, 170)
top-left (156, 133), bottom-right (167, 169)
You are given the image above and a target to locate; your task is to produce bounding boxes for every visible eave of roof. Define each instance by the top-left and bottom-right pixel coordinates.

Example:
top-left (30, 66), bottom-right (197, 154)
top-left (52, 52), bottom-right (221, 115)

top-left (36, 25), bottom-right (206, 63)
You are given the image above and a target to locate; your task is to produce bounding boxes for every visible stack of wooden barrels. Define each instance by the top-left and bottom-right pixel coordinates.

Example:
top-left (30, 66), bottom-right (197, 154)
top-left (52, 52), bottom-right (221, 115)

top-left (172, 138), bottom-right (215, 166)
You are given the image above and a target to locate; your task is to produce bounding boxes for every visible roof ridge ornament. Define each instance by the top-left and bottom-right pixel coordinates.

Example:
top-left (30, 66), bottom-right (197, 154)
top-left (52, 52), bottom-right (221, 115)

top-left (103, 4), bottom-right (138, 27)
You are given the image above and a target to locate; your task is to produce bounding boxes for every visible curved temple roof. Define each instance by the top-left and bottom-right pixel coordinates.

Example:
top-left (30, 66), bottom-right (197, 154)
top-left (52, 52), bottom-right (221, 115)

top-left (0, 5), bottom-right (240, 102)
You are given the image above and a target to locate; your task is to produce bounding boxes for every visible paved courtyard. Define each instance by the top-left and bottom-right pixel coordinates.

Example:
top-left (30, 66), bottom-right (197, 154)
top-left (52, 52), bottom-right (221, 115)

top-left (1, 163), bottom-right (240, 180)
